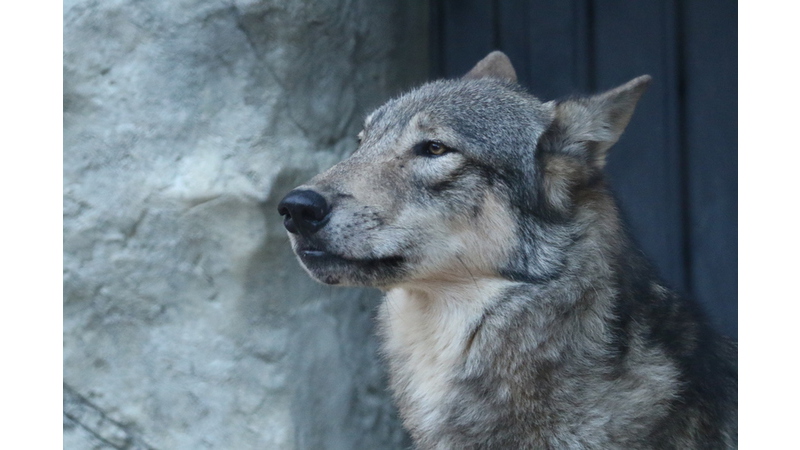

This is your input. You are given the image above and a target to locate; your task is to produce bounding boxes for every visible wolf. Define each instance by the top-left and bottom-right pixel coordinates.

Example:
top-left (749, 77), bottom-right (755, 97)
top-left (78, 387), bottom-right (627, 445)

top-left (277, 51), bottom-right (737, 449)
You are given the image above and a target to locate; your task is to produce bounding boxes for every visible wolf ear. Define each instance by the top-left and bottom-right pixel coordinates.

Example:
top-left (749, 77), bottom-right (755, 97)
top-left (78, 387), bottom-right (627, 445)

top-left (546, 75), bottom-right (651, 168)
top-left (463, 51), bottom-right (517, 82)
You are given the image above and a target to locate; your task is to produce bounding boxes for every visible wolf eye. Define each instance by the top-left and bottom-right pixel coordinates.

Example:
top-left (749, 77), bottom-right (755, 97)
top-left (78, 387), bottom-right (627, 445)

top-left (428, 142), bottom-right (445, 155)
top-left (423, 141), bottom-right (450, 157)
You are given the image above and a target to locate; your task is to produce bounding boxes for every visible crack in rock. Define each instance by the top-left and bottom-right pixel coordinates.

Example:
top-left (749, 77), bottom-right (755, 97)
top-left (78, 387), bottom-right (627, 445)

top-left (63, 384), bottom-right (155, 450)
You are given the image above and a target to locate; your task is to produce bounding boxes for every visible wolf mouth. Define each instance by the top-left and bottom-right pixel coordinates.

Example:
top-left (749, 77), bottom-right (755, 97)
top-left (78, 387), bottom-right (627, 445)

top-left (299, 248), bottom-right (404, 267)
top-left (296, 244), bottom-right (405, 274)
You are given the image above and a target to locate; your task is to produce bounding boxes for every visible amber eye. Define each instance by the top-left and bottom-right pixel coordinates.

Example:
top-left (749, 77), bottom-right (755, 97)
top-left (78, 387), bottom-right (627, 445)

top-left (427, 141), bottom-right (447, 156)
top-left (414, 140), bottom-right (454, 157)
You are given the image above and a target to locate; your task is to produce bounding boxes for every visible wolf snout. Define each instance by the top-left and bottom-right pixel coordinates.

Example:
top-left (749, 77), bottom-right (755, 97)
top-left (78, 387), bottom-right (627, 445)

top-left (277, 189), bottom-right (331, 237)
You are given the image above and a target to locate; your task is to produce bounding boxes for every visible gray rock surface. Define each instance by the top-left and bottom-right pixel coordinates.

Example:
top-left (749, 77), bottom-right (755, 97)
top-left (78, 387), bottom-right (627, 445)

top-left (63, 1), bottom-right (428, 448)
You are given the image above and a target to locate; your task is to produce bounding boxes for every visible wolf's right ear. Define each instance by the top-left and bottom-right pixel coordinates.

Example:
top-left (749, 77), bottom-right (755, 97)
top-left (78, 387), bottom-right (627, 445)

top-left (463, 51), bottom-right (517, 83)
top-left (542, 75), bottom-right (651, 169)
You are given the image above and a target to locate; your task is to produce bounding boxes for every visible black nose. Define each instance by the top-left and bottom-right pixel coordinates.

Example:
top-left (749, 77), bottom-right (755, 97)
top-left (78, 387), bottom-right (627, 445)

top-left (277, 189), bottom-right (331, 237)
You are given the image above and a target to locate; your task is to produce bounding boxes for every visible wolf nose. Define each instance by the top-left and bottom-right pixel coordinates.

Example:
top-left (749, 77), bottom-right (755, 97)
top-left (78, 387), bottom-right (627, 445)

top-left (277, 189), bottom-right (331, 237)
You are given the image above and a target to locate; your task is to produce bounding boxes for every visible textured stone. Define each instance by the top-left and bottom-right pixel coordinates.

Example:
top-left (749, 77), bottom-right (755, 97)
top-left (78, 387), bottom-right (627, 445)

top-left (63, 0), bottom-right (427, 448)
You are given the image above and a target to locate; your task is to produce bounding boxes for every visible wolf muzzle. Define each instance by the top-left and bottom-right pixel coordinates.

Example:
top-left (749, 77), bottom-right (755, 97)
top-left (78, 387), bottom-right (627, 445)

top-left (277, 189), bottom-right (331, 238)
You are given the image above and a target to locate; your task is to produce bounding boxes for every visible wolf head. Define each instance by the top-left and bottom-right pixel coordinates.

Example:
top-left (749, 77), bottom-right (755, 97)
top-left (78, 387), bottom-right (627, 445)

top-left (278, 51), bottom-right (650, 288)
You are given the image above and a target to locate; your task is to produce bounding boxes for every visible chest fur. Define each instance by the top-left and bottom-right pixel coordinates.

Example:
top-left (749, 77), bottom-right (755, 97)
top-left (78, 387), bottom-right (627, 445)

top-left (377, 280), bottom-right (515, 437)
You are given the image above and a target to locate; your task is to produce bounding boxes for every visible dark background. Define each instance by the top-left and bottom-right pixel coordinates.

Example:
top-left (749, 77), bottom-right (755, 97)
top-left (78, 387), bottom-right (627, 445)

top-left (429, 0), bottom-right (737, 339)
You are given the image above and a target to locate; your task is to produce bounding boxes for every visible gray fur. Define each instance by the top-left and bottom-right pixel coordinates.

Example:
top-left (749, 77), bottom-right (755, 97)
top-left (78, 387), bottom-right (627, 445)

top-left (278, 52), bottom-right (737, 449)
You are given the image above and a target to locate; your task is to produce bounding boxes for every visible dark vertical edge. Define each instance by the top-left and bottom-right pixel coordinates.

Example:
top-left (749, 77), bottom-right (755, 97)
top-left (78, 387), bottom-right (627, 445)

top-left (490, 0), bottom-right (501, 50)
top-left (439, 0), bottom-right (495, 78)
top-left (573, 0), bottom-right (595, 92)
top-left (497, 0), bottom-right (531, 87)
top-left (659, 0), bottom-right (689, 295)
top-left (671, 0), bottom-right (694, 298)
top-left (429, 0), bottom-right (445, 79)
top-left (661, 0), bottom-right (692, 294)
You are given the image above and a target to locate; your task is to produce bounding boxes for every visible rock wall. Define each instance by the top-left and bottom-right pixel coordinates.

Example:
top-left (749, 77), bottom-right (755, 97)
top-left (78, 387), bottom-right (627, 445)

top-left (63, 1), bottom-right (428, 448)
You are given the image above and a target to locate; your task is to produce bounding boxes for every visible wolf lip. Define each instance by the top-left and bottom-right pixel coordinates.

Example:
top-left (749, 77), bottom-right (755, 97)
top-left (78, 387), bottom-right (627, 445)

top-left (300, 249), bottom-right (328, 258)
top-left (298, 247), bottom-right (404, 267)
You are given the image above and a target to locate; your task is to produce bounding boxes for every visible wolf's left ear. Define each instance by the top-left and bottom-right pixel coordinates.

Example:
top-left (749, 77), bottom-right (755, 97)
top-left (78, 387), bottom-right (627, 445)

top-left (545, 75), bottom-right (651, 168)
top-left (463, 51), bottom-right (517, 82)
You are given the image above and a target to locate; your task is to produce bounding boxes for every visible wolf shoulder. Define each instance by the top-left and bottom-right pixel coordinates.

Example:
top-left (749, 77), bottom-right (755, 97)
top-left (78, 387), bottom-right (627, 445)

top-left (382, 279), bottom-right (738, 448)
